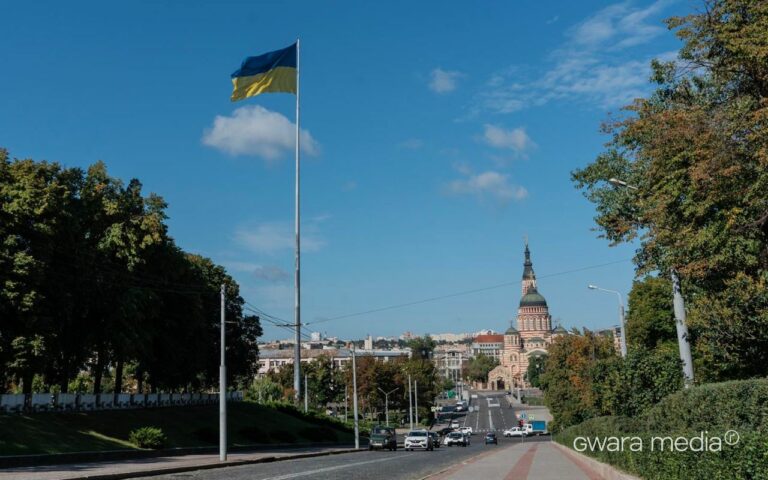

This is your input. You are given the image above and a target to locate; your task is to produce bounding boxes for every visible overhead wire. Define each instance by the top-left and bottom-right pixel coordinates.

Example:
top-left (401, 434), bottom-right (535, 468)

top-left (307, 258), bottom-right (634, 326)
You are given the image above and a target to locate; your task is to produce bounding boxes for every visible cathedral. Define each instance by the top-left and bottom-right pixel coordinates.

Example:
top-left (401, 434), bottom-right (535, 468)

top-left (486, 243), bottom-right (568, 390)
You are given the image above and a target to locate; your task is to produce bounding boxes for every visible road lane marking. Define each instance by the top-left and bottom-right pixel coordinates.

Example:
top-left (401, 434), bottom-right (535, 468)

top-left (263, 455), bottom-right (399, 480)
top-left (488, 406), bottom-right (494, 431)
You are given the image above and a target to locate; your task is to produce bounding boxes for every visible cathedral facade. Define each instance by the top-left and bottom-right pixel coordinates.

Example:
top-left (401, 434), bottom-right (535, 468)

top-left (486, 243), bottom-right (567, 390)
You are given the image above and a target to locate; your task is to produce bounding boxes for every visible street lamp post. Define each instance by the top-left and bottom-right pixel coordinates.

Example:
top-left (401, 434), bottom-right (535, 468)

top-left (352, 344), bottom-right (359, 449)
top-left (607, 177), bottom-right (695, 386)
top-left (588, 285), bottom-right (627, 357)
top-left (219, 284), bottom-right (226, 462)
top-left (377, 387), bottom-right (398, 426)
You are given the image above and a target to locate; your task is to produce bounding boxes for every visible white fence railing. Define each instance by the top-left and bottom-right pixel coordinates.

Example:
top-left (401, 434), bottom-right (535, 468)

top-left (0, 391), bottom-right (244, 414)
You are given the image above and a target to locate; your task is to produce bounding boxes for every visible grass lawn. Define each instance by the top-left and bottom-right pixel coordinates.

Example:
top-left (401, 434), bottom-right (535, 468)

top-left (0, 402), bottom-right (353, 456)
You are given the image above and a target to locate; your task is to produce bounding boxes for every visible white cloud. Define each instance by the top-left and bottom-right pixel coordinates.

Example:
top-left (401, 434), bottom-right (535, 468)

top-left (253, 265), bottom-right (291, 282)
top-left (446, 170), bottom-right (528, 204)
top-left (234, 216), bottom-right (330, 254)
top-left (482, 125), bottom-right (536, 152)
top-left (474, 0), bottom-right (675, 114)
top-left (202, 105), bottom-right (319, 161)
top-left (234, 221), bottom-right (325, 254)
top-left (429, 68), bottom-right (463, 94)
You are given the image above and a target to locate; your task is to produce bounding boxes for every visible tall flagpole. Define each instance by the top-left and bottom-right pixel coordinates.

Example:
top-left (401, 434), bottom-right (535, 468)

top-left (293, 38), bottom-right (302, 404)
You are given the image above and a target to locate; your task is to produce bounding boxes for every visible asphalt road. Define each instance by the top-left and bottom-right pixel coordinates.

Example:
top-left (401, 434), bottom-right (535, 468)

top-left (138, 392), bottom-right (551, 480)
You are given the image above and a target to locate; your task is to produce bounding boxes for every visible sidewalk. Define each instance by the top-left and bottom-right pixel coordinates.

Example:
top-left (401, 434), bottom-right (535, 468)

top-left (426, 441), bottom-right (605, 480)
top-left (0, 446), bottom-right (359, 480)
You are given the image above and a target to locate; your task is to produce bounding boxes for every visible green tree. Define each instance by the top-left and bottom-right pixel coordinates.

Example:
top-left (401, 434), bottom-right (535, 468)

top-left (571, 0), bottom-right (768, 381)
top-left (525, 353), bottom-right (547, 388)
top-left (540, 332), bottom-right (616, 431)
top-left (626, 276), bottom-right (676, 350)
top-left (463, 354), bottom-right (498, 384)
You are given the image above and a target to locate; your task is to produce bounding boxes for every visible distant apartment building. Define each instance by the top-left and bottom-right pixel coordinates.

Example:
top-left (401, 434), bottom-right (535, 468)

top-left (430, 332), bottom-right (472, 343)
top-left (434, 344), bottom-right (470, 383)
top-left (470, 334), bottom-right (505, 362)
top-left (257, 347), bottom-right (411, 375)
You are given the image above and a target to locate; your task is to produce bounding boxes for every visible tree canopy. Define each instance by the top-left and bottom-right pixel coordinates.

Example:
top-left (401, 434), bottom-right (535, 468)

top-left (0, 152), bottom-right (261, 394)
top-left (571, 0), bottom-right (768, 381)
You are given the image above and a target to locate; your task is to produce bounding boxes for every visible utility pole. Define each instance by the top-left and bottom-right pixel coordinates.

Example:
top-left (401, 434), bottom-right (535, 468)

top-left (408, 374), bottom-right (413, 430)
top-left (415, 380), bottom-right (419, 426)
top-left (304, 373), bottom-right (308, 413)
top-left (352, 344), bottom-right (359, 449)
top-left (219, 284), bottom-right (226, 462)
top-left (344, 388), bottom-right (348, 422)
top-left (671, 269), bottom-right (695, 386)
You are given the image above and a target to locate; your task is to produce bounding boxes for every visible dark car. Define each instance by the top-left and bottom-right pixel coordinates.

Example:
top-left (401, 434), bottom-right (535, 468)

top-left (428, 431), bottom-right (441, 448)
top-left (484, 432), bottom-right (498, 445)
top-left (437, 427), bottom-right (454, 436)
top-left (369, 426), bottom-right (397, 451)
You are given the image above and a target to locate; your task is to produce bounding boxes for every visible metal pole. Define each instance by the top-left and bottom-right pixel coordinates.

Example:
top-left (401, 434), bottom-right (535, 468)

top-left (671, 269), bottom-right (695, 386)
top-left (415, 380), bottom-right (419, 426)
top-left (385, 392), bottom-right (389, 426)
top-left (304, 373), bottom-right (308, 413)
top-left (293, 37), bottom-right (302, 405)
top-left (619, 302), bottom-right (627, 357)
top-left (408, 374), bottom-right (413, 430)
top-left (344, 388), bottom-right (348, 422)
top-left (352, 344), bottom-right (359, 449)
top-left (219, 284), bottom-right (226, 461)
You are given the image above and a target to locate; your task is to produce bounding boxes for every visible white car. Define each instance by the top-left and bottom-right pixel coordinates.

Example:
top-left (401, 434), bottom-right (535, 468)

top-left (459, 426), bottom-right (473, 436)
top-left (450, 420), bottom-right (460, 429)
top-left (404, 430), bottom-right (434, 451)
top-left (503, 427), bottom-right (527, 437)
top-left (443, 431), bottom-right (467, 447)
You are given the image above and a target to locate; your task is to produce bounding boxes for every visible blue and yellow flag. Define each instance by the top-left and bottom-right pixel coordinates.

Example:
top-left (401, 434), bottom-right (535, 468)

top-left (231, 43), bottom-right (297, 102)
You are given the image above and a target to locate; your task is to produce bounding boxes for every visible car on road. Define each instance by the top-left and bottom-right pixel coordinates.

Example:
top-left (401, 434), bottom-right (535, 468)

top-left (369, 426), bottom-right (397, 451)
top-left (459, 426), bottom-right (473, 436)
top-left (444, 431), bottom-right (467, 447)
top-left (428, 431), bottom-right (441, 448)
top-left (503, 427), bottom-right (527, 437)
top-left (404, 430), bottom-right (433, 451)
top-left (450, 420), bottom-right (460, 429)
top-left (437, 427), bottom-right (454, 436)
top-left (484, 432), bottom-right (498, 445)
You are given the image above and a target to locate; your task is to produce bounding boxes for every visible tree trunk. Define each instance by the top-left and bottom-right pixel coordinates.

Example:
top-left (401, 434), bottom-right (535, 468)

top-left (93, 347), bottom-right (106, 394)
top-left (113, 356), bottom-right (124, 404)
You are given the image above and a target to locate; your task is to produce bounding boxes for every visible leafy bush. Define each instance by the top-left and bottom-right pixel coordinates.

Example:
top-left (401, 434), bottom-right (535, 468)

top-left (129, 426), bottom-right (167, 449)
top-left (556, 380), bottom-right (768, 479)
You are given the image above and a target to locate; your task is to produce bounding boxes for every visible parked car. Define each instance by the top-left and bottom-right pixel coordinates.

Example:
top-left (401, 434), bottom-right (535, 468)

top-left (404, 430), bottom-right (433, 451)
top-left (485, 432), bottom-right (498, 445)
top-left (444, 431), bottom-right (467, 447)
top-left (459, 426), bottom-right (473, 436)
top-left (369, 426), bottom-right (397, 451)
top-left (428, 431), bottom-right (441, 448)
top-left (503, 427), bottom-right (527, 437)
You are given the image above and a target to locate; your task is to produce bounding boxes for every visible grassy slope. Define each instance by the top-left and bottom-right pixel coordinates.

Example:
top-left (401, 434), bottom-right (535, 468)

top-left (0, 402), bottom-right (353, 456)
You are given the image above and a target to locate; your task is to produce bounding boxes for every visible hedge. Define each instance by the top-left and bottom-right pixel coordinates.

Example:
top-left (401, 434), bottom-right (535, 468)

top-left (555, 379), bottom-right (768, 479)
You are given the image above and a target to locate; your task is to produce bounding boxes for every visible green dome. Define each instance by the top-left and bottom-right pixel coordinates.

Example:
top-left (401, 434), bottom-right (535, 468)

top-left (520, 288), bottom-right (547, 307)
top-left (505, 326), bottom-right (519, 335)
top-left (553, 325), bottom-right (567, 334)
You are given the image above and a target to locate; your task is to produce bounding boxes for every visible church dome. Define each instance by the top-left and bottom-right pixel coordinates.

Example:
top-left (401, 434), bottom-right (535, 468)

top-left (505, 326), bottom-right (519, 335)
top-left (520, 288), bottom-right (547, 307)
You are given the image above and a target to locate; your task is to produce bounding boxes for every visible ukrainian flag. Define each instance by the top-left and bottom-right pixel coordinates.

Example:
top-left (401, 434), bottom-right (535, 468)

top-left (231, 43), bottom-right (297, 102)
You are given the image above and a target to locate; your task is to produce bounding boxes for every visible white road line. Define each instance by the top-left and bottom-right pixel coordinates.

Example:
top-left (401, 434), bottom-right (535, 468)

top-left (265, 456), bottom-right (399, 480)
top-left (488, 405), bottom-right (494, 431)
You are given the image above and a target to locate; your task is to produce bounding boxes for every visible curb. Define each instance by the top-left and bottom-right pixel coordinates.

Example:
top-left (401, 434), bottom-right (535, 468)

top-left (552, 441), bottom-right (640, 480)
top-left (53, 447), bottom-right (363, 480)
top-left (0, 442), bottom-right (351, 468)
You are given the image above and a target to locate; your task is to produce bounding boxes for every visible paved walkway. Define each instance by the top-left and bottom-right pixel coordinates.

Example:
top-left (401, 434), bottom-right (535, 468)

top-left (431, 441), bottom-right (603, 480)
top-left (0, 446), bottom-right (356, 480)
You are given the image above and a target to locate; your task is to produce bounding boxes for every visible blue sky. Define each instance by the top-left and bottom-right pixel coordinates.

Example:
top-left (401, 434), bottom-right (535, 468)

top-left (1, 0), bottom-right (689, 340)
